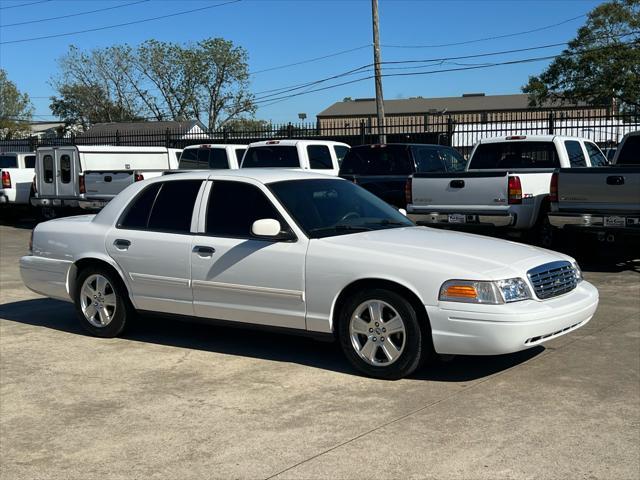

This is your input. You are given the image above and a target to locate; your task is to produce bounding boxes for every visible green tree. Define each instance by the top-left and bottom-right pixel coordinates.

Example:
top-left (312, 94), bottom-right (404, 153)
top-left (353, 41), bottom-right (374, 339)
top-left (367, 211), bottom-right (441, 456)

top-left (0, 69), bottom-right (33, 139)
top-left (523, 0), bottom-right (640, 111)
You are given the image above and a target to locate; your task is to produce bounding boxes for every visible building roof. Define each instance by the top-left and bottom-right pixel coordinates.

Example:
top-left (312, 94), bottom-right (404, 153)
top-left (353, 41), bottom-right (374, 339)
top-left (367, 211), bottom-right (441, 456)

top-left (79, 120), bottom-right (205, 136)
top-left (317, 93), bottom-right (593, 117)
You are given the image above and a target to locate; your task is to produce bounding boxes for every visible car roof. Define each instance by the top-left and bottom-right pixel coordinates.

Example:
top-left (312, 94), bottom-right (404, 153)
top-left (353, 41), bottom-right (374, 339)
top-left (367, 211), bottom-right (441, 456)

top-left (154, 168), bottom-right (339, 184)
top-left (247, 139), bottom-right (350, 148)
top-left (183, 144), bottom-right (247, 149)
top-left (351, 143), bottom-right (447, 148)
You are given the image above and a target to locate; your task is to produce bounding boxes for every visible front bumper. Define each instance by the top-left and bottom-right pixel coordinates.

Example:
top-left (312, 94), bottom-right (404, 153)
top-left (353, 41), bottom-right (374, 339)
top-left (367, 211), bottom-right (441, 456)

top-left (409, 211), bottom-right (514, 228)
top-left (426, 280), bottom-right (598, 355)
top-left (548, 212), bottom-right (640, 231)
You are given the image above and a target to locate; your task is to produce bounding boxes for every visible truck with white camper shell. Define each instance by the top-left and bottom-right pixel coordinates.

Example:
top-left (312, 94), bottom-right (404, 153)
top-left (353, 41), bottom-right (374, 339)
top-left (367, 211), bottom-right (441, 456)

top-left (31, 145), bottom-right (181, 218)
top-left (406, 135), bottom-right (606, 246)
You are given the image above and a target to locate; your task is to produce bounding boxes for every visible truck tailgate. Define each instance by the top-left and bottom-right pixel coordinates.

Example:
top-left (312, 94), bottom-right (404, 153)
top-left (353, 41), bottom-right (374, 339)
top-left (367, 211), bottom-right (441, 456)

top-left (84, 171), bottom-right (135, 199)
top-left (410, 171), bottom-right (509, 209)
top-left (557, 167), bottom-right (640, 213)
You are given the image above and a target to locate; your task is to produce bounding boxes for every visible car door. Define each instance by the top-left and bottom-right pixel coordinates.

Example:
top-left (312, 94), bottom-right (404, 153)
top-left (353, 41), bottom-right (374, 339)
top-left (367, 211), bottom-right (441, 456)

top-left (191, 179), bottom-right (308, 329)
top-left (55, 149), bottom-right (76, 198)
top-left (105, 179), bottom-right (205, 316)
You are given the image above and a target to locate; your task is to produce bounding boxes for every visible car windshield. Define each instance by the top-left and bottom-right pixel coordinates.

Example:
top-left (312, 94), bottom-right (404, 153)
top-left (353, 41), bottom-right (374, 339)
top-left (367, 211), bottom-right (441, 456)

top-left (269, 179), bottom-right (414, 239)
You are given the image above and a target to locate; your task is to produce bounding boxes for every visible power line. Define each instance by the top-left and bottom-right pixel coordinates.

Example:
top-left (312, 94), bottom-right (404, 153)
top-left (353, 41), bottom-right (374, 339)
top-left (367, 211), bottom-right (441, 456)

top-left (382, 13), bottom-right (587, 49)
top-left (0, 0), bottom-right (242, 45)
top-left (249, 45), bottom-right (370, 75)
top-left (0, 0), bottom-right (51, 10)
top-left (0, 0), bottom-right (151, 28)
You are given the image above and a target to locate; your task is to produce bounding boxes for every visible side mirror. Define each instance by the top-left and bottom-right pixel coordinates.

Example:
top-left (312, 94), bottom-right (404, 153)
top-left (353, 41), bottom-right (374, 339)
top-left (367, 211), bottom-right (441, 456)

top-left (251, 218), bottom-right (283, 238)
top-left (398, 208), bottom-right (407, 216)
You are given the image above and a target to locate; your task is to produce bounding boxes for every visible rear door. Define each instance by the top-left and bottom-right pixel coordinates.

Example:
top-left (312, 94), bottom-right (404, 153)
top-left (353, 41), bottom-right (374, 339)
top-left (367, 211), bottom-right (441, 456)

top-left (38, 149), bottom-right (56, 198)
top-left (54, 149), bottom-right (76, 198)
top-left (105, 179), bottom-right (204, 315)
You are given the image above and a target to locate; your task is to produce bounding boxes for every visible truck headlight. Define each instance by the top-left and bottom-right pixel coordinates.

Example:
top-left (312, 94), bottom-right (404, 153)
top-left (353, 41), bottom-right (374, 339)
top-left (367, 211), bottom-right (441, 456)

top-left (439, 278), bottom-right (532, 304)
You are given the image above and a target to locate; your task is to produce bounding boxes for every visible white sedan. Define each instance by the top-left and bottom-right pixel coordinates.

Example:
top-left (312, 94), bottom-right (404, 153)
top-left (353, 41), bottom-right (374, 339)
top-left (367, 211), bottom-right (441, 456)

top-left (20, 170), bottom-right (599, 379)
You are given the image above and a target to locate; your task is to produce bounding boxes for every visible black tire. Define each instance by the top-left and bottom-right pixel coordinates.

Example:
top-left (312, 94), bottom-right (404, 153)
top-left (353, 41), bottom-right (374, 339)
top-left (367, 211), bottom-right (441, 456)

top-left (41, 206), bottom-right (57, 220)
top-left (529, 214), bottom-right (555, 249)
top-left (337, 288), bottom-right (427, 380)
top-left (73, 265), bottom-right (133, 338)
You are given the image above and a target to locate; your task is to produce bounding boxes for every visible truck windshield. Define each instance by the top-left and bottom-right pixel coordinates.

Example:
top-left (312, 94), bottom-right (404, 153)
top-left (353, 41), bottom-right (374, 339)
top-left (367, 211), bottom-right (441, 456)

top-left (0, 155), bottom-right (18, 168)
top-left (241, 146), bottom-right (300, 168)
top-left (616, 136), bottom-right (639, 165)
top-left (270, 179), bottom-right (414, 239)
top-left (469, 142), bottom-right (560, 169)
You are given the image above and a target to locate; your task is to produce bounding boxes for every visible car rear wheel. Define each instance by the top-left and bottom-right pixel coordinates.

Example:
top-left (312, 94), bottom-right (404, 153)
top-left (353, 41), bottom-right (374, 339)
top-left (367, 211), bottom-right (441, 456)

top-left (338, 288), bottom-right (425, 380)
top-left (74, 266), bottom-right (131, 338)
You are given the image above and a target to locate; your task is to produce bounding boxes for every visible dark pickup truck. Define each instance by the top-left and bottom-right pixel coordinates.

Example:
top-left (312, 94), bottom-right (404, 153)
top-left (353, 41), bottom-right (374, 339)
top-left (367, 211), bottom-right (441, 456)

top-left (338, 143), bottom-right (466, 208)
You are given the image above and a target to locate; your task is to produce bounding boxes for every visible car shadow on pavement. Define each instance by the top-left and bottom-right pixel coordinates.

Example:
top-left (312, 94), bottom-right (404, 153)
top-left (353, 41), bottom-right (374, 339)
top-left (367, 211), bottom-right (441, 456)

top-left (0, 297), bottom-right (544, 381)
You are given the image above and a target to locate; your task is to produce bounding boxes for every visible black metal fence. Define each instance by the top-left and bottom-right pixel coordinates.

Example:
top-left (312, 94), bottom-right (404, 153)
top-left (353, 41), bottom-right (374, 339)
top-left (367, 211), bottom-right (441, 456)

top-left (2, 109), bottom-right (638, 157)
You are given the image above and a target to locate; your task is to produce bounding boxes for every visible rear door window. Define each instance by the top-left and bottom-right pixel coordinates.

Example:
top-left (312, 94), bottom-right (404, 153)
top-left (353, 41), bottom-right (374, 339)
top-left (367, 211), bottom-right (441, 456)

top-left (565, 141), bottom-right (587, 167)
top-left (60, 154), bottom-right (71, 183)
top-left (340, 145), bottom-right (413, 175)
top-left (307, 145), bottom-right (333, 169)
top-left (0, 155), bottom-right (17, 168)
top-left (24, 155), bottom-right (36, 168)
top-left (584, 142), bottom-right (607, 166)
top-left (119, 183), bottom-right (162, 229)
top-left (147, 180), bottom-right (202, 233)
top-left (206, 180), bottom-right (285, 238)
top-left (178, 148), bottom-right (199, 169)
top-left (43, 155), bottom-right (54, 183)
top-left (333, 145), bottom-right (350, 166)
top-left (469, 142), bottom-right (560, 169)
top-left (241, 146), bottom-right (300, 168)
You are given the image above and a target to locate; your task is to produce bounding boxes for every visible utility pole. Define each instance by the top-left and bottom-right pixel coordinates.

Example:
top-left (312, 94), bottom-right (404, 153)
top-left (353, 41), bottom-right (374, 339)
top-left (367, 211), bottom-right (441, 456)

top-left (371, 0), bottom-right (386, 144)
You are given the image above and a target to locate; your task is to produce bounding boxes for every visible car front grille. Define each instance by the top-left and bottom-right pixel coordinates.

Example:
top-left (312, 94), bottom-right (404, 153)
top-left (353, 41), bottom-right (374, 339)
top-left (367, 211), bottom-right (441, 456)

top-left (527, 261), bottom-right (579, 300)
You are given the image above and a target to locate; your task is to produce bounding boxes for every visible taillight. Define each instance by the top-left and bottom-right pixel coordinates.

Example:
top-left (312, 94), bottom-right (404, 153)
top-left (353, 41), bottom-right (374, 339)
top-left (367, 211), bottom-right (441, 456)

top-left (79, 174), bottom-right (85, 194)
top-left (1, 171), bottom-right (11, 189)
top-left (550, 172), bottom-right (559, 203)
top-left (405, 177), bottom-right (413, 205)
top-left (508, 175), bottom-right (522, 204)
top-left (134, 173), bottom-right (144, 182)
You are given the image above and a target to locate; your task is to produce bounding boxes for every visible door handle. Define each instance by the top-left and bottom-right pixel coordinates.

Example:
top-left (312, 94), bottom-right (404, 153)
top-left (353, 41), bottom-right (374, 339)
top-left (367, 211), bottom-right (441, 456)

top-left (193, 246), bottom-right (215, 257)
top-left (113, 239), bottom-right (131, 250)
top-left (606, 175), bottom-right (624, 185)
top-left (450, 179), bottom-right (465, 188)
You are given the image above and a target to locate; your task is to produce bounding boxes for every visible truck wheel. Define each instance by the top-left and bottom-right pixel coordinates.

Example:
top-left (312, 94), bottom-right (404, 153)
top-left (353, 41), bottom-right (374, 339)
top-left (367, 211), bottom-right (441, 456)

top-left (532, 216), bottom-right (555, 249)
top-left (41, 206), bottom-right (57, 220)
top-left (74, 266), bottom-right (133, 338)
top-left (338, 288), bottom-right (425, 380)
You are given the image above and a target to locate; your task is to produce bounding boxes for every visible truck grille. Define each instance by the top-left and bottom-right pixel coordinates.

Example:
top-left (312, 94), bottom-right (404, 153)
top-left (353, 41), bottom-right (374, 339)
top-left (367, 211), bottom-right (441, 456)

top-left (527, 261), bottom-right (579, 300)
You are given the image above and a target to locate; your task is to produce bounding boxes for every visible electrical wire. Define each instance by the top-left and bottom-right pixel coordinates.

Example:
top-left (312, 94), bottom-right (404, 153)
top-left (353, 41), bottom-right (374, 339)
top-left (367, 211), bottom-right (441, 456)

top-left (0, 0), bottom-right (242, 45)
top-left (249, 45), bottom-right (371, 75)
top-left (0, 0), bottom-right (51, 10)
top-left (0, 0), bottom-right (151, 28)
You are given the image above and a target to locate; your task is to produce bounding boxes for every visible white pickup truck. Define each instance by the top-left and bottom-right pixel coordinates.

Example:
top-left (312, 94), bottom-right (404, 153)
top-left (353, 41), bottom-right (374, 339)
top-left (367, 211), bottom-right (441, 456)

top-left (32, 146), bottom-right (181, 218)
top-left (240, 139), bottom-right (350, 176)
top-left (406, 135), bottom-right (605, 246)
top-left (0, 152), bottom-right (36, 209)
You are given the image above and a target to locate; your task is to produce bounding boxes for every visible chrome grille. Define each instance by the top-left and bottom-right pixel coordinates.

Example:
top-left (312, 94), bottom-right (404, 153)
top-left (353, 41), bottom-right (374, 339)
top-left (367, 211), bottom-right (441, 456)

top-left (527, 261), bottom-right (578, 300)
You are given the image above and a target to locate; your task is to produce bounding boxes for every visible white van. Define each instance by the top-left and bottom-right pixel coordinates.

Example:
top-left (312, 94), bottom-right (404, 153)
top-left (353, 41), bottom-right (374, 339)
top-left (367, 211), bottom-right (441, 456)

top-left (241, 140), bottom-right (350, 176)
top-left (32, 145), bottom-right (181, 217)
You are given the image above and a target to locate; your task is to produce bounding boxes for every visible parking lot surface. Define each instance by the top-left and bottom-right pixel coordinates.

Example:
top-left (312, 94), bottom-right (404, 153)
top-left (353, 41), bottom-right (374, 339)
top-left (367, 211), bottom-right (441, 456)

top-left (1, 221), bottom-right (639, 480)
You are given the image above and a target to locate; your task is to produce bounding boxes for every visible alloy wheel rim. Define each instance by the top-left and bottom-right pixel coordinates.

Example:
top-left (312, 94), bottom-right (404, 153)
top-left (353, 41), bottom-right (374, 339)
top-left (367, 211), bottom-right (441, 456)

top-left (80, 274), bottom-right (117, 327)
top-left (349, 299), bottom-right (406, 367)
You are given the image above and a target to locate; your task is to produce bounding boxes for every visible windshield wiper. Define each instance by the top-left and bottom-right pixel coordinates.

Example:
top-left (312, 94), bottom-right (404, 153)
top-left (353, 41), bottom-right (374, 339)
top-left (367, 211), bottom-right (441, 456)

top-left (364, 219), bottom-right (408, 227)
top-left (309, 224), bottom-right (373, 236)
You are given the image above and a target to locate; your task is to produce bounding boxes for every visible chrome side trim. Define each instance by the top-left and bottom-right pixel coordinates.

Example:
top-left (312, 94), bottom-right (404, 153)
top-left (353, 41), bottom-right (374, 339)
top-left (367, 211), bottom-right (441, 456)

top-left (129, 272), bottom-right (190, 287)
top-left (191, 279), bottom-right (304, 300)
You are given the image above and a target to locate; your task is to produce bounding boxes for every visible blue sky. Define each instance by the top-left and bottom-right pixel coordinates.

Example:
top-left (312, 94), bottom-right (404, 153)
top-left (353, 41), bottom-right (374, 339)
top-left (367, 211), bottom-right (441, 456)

top-left (0, 0), bottom-right (602, 123)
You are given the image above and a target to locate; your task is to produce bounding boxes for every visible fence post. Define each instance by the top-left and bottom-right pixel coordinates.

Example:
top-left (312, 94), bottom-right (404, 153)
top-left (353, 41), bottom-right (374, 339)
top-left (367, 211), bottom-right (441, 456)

top-left (423, 114), bottom-right (429, 132)
top-left (165, 128), bottom-right (170, 148)
top-left (223, 128), bottom-right (229, 143)
top-left (287, 122), bottom-right (293, 138)
top-left (360, 120), bottom-right (366, 145)
top-left (28, 136), bottom-right (37, 152)
top-left (548, 111), bottom-right (555, 135)
top-left (115, 130), bottom-right (120, 146)
top-left (446, 117), bottom-right (454, 146)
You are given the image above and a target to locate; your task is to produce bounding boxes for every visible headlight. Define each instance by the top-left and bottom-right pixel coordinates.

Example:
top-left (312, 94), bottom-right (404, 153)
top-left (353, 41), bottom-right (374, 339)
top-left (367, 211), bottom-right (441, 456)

top-left (573, 262), bottom-right (583, 282)
top-left (439, 278), bottom-right (532, 304)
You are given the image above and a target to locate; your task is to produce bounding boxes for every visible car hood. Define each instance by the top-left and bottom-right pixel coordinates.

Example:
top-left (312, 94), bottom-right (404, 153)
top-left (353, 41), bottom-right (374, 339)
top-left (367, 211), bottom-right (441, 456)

top-left (317, 226), bottom-right (573, 279)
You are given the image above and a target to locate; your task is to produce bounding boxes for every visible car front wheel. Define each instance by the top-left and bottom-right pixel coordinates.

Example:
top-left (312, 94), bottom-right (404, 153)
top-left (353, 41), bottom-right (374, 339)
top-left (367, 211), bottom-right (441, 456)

top-left (338, 288), bottom-right (426, 380)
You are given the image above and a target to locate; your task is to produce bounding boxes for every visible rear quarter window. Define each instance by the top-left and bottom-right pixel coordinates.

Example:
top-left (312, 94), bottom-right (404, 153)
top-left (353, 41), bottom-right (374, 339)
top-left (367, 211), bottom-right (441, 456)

top-left (469, 142), bottom-right (560, 169)
top-left (616, 135), bottom-right (640, 165)
top-left (24, 155), bottom-right (36, 168)
top-left (564, 141), bottom-right (587, 167)
top-left (307, 145), bottom-right (333, 169)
